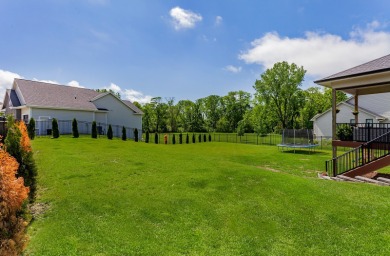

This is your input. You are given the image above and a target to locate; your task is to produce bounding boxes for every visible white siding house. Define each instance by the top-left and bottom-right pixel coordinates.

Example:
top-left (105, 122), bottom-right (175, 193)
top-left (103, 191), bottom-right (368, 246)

top-left (1, 79), bottom-right (143, 138)
top-left (311, 93), bottom-right (390, 137)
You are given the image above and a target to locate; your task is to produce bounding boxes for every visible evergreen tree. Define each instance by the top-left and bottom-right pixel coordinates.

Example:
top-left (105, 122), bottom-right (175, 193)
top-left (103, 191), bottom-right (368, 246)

top-left (122, 126), bottom-right (127, 141)
top-left (107, 125), bottom-right (113, 139)
top-left (186, 133), bottom-right (189, 144)
top-left (179, 133), bottom-right (183, 144)
top-left (198, 134), bottom-right (201, 143)
top-left (155, 132), bottom-right (158, 144)
top-left (52, 118), bottom-right (59, 138)
top-left (91, 121), bottom-right (98, 138)
top-left (209, 134), bottom-right (212, 142)
top-left (204, 134), bottom-right (206, 142)
top-left (172, 134), bottom-right (176, 144)
top-left (72, 118), bottom-right (79, 138)
top-left (134, 128), bottom-right (139, 142)
top-left (192, 133), bottom-right (195, 143)
top-left (145, 130), bottom-right (149, 143)
top-left (27, 117), bottom-right (35, 140)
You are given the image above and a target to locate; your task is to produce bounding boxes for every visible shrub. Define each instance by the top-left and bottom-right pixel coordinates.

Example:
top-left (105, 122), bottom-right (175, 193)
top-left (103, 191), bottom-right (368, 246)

top-left (52, 118), bottom-right (59, 138)
top-left (155, 133), bottom-right (158, 144)
top-left (145, 131), bottom-right (149, 143)
top-left (107, 125), bottom-right (113, 140)
top-left (122, 126), bottom-right (127, 141)
top-left (186, 133), bottom-right (189, 144)
top-left (0, 145), bottom-right (29, 256)
top-left (72, 118), bottom-right (79, 138)
top-left (203, 134), bottom-right (206, 142)
top-left (27, 117), bottom-right (35, 140)
top-left (336, 124), bottom-right (353, 141)
top-left (192, 134), bottom-right (195, 143)
top-left (198, 134), bottom-right (201, 143)
top-left (179, 133), bottom-right (183, 144)
top-left (209, 134), bottom-right (212, 142)
top-left (91, 121), bottom-right (98, 139)
top-left (172, 134), bottom-right (176, 144)
top-left (134, 128), bottom-right (139, 142)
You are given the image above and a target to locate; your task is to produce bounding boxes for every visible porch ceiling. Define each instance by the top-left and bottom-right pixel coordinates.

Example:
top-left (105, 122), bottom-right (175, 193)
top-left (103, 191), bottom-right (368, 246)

top-left (316, 70), bottom-right (390, 96)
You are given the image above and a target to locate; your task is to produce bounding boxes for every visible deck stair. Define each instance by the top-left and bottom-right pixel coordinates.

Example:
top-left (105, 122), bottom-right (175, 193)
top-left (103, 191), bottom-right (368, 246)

top-left (326, 131), bottom-right (390, 177)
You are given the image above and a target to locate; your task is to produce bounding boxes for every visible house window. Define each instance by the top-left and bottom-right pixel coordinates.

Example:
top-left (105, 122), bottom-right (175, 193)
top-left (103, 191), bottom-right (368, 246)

top-left (350, 119), bottom-right (355, 124)
top-left (23, 115), bottom-right (29, 123)
top-left (366, 119), bottom-right (373, 124)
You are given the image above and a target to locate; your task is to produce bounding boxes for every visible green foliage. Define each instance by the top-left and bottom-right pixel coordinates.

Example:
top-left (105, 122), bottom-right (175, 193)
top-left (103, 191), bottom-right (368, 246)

top-left (52, 118), bottom-right (60, 138)
top-left (27, 117), bottom-right (36, 140)
top-left (134, 128), bottom-right (139, 142)
top-left (186, 133), bottom-right (189, 144)
top-left (91, 121), bottom-right (97, 139)
top-left (172, 134), bottom-right (176, 144)
top-left (5, 116), bottom-right (22, 166)
top-left (95, 88), bottom-right (121, 99)
top-left (336, 124), bottom-right (353, 141)
top-left (192, 133), bottom-right (195, 143)
top-left (198, 134), bottom-right (201, 143)
top-left (179, 133), bottom-right (183, 144)
top-left (203, 134), bottom-right (206, 142)
top-left (145, 131), bottom-right (149, 143)
top-left (107, 125), bottom-right (113, 140)
top-left (208, 134), bottom-right (212, 142)
top-left (122, 126), bottom-right (127, 141)
top-left (72, 118), bottom-right (79, 138)
top-left (254, 61), bottom-right (306, 129)
top-left (155, 133), bottom-right (158, 144)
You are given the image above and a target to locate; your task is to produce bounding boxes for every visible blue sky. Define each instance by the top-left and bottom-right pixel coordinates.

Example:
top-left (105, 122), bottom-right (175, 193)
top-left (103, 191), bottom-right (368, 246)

top-left (1, 0), bottom-right (390, 103)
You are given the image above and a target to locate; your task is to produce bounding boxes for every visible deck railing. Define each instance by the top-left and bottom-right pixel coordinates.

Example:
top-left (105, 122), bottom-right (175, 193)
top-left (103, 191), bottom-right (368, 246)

top-left (326, 130), bottom-right (390, 176)
top-left (336, 123), bottom-right (390, 142)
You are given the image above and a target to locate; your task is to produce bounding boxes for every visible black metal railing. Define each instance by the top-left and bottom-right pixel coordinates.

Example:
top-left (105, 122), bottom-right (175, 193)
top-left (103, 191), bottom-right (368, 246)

top-left (326, 130), bottom-right (390, 176)
top-left (336, 123), bottom-right (390, 142)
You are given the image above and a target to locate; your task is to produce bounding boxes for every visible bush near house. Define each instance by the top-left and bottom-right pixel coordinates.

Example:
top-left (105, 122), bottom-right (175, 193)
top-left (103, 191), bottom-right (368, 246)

top-left (52, 118), bottom-right (59, 138)
top-left (122, 127), bottom-right (127, 141)
top-left (27, 118), bottom-right (35, 140)
top-left (145, 131), bottom-right (149, 143)
top-left (179, 133), bottom-right (183, 144)
top-left (72, 118), bottom-right (79, 138)
top-left (134, 129), bottom-right (139, 142)
top-left (91, 121), bottom-right (98, 139)
top-left (107, 125), bottom-right (113, 140)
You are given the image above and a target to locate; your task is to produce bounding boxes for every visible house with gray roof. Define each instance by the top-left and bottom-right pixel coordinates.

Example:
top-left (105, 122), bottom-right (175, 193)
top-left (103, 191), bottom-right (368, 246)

top-left (311, 93), bottom-right (390, 137)
top-left (1, 79), bottom-right (143, 137)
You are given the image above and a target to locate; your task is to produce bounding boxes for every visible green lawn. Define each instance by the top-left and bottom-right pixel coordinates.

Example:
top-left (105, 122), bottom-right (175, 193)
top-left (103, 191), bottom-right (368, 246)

top-left (27, 136), bottom-right (390, 255)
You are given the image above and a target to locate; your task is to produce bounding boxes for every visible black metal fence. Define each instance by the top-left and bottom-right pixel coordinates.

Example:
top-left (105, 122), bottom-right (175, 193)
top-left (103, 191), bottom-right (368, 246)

top-left (34, 120), bottom-right (141, 140)
top-left (337, 123), bottom-right (390, 142)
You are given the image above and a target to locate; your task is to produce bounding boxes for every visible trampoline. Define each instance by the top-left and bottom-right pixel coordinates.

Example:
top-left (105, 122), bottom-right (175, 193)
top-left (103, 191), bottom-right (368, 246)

top-left (277, 129), bottom-right (318, 153)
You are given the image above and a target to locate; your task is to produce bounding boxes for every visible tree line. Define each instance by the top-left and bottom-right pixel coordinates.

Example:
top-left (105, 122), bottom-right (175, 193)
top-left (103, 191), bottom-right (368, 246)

top-left (135, 62), bottom-right (347, 134)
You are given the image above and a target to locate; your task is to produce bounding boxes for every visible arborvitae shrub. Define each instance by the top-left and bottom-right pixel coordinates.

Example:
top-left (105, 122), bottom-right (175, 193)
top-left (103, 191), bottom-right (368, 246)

top-left (72, 118), bottom-right (79, 138)
top-left (134, 128), bottom-right (139, 142)
top-left (107, 125), bottom-right (113, 140)
top-left (0, 146), bottom-right (29, 256)
top-left (27, 117), bottom-right (35, 140)
top-left (91, 121), bottom-right (98, 138)
top-left (204, 134), bottom-right (206, 142)
top-left (186, 133), bottom-right (189, 144)
top-left (52, 118), bottom-right (59, 138)
top-left (155, 133), bottom-right (158, 144)
top-left (179, 133), bottom-right (183, 144)
top-left (172, 134), bottom-right (176, 144)
top-left (122, 126), bottom-right (127, 141)
top-left (145, 131), bottom-right (149, 143)
top-left (192, 134), bottom-right (195, 143)
top-left (209, 134), bottom-right (212, 142)
top-left (198, 134), bottom-right (201, 143)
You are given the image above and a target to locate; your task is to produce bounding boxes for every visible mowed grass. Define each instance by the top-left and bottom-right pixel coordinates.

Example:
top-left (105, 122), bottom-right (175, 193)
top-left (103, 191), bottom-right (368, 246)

top-left (27, 136), bottom-right (390, 255)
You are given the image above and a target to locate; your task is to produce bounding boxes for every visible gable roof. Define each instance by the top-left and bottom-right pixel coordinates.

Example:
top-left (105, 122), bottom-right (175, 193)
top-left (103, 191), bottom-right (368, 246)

top-left (122, 100), bottom-right (143, 115)
top-left (315, 54), bottom-right (390, 83)
top-left (346, 92), bottom-right (390, 119)
top-left (11, 79), bottom-right (143, 114)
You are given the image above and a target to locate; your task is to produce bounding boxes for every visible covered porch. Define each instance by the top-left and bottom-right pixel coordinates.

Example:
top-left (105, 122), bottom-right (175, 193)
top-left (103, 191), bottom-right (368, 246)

top-left (315, 54), bottom-right (390, 176)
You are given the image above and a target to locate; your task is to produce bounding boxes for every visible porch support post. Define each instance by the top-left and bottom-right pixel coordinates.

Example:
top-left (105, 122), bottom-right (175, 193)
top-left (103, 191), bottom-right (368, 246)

top-left (332, 88), bottom-right (337, 176)
top-left (354, 93), bottom-right (359, 125)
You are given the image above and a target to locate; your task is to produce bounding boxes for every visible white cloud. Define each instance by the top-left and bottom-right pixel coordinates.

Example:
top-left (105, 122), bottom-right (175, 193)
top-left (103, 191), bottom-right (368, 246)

top-left (0, 70), bottom-right (22, 99)
top-left (224, 65), bottom-right (242, 73)
top-left (33, 78), bottom-right (59, 84)
top-left (215, 16), bottom-right (223, 26)
top-left (67, 80), bottom-right (85, 88)
top-left (169, 6), bottom-right (202, 30)
top-left (239, 21), bottom-right (390, 79)
top-left (123, 89), bottom-right (153, 104)
top-left (103, 82), bottom-right (121, 93)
